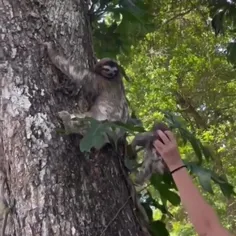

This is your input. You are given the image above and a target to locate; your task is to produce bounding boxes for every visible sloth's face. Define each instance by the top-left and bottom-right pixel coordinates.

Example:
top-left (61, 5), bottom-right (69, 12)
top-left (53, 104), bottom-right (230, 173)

top-left (101, 63), bottom-right (119, 79)
top-left (95, 59), bottom-right (119, 79)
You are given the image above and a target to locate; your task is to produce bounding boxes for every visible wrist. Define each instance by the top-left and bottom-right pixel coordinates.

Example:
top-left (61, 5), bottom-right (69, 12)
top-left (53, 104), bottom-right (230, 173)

top-left (170, 165), bottom-right (187, 175)
top-left (167, 159), bottom-right (184, 172)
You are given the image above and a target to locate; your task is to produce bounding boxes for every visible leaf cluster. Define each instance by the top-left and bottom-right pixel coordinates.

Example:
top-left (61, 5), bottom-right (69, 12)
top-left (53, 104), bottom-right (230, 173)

top-left (88, 0), bottom-right (157, 58)
top-left (86, 0), bottom-right (236, 234)
top-left (66, 114), bottom-right (235, 234)
top-left (209, 0), bottom-right (236, 64)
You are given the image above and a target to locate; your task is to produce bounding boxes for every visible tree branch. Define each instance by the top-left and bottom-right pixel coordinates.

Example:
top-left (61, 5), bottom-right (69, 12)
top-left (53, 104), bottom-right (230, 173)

top-left (160, 6), bottom-right (196, 28)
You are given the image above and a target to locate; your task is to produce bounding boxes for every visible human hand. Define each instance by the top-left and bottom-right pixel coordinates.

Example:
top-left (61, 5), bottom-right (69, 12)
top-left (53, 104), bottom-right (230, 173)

top-left (154, 130), bottom-right (183, 171)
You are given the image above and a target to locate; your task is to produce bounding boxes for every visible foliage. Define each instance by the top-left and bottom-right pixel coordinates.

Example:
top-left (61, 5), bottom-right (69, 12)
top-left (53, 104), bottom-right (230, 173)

top-left (90, 0), bottom-right (236, 65)
top-left (78, 117), bottom-right (145, 152)
top-left (62, 113), bottom-right (235, 234)
top-left (85, 0), bottom-right (236, 234)
top-left (88, 0), bottom-right (156, 58)
top-left (208, 0), bottom-right (236, 64)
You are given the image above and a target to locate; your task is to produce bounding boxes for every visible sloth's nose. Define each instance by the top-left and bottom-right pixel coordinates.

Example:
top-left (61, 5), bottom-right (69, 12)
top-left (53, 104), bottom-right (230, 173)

top-left (108, 72), bottom-right (115, 77)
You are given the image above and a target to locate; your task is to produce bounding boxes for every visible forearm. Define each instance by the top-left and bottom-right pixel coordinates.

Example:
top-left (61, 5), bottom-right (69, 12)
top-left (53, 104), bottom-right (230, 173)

top-left (153, 130), bottom-right (232, 236)
top-left (170, 162), bottom-right (222, 235)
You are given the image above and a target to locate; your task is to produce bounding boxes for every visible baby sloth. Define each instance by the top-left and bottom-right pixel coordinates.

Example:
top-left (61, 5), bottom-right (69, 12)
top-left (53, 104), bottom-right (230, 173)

top-left (43, 42), bottom-right (129, 134)
top-left (132, 123), bottom-right (170, 184)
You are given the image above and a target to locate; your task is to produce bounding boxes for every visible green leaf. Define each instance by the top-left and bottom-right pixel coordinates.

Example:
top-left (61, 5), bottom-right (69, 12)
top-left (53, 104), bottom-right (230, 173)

top-left (227, 42), bottom-right (236, 65)
top-left (162, 172), bottom-right (176, 190)
top-left (152, 200), bottom-right (171, 216)
top-left (200, 144), bottom-right (213, 161)
top-left (179, 128), bottom-right (188, 145)
top-left (198, 170), bottom-right (214, 194)
top-left (162, 112), bottom-right (205, 163)
top-left (79, 121), bottom-right (109, 152)
top-left (119, 0), bottom-right (144, 19)
top-left (187, 136), bottom-right (203, 164)
top-left (145, 191), bottom-right (173, 216)
top-left (140, 202), bottom-right (153, 221)
top-left (124, 157), bottom-right (140, 171)
top-left (189, 164), bottom-right (214, 194)
top-left (211, 174), bottom-right (236, 198)
top-left (165, 190), bottom-right (181, 206)
top-left (163, 111), bottom-right (187, 129)
top-left (79, 118), bottom-right (138, 152)
top-left (150, 174), bottom-right (181, 206)
top-left (218, 181), bottom-right (235, 198)
top-left (105, 129), bottom-right (119, 151)
top-left (150, 220), bottom-right (169, 236)
top-left (187, 162), bottom-right (235, 197)
top-left (211, 10), bottom-right (225, 36)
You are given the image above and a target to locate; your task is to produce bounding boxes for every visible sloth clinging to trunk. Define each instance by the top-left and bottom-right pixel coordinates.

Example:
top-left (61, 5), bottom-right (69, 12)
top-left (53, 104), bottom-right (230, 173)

top-left (43, 42), bottom-right (129, 133)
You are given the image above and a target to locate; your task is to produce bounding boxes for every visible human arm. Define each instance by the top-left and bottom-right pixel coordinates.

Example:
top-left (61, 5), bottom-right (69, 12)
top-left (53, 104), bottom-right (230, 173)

top-left (154, 130), bottom-right (233, 236)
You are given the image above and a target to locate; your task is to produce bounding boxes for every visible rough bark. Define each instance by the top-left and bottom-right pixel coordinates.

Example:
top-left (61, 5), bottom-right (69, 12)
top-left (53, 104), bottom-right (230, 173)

top-left (0, 0), bottom-right (145, 235)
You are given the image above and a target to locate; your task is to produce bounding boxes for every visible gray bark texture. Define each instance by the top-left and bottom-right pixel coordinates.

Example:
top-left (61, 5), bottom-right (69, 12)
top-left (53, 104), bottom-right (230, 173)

top-left (0, 0), bottom-right (146, 235)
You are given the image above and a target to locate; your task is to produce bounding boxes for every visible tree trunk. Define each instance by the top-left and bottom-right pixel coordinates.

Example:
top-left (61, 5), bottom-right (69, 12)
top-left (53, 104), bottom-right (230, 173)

top-left (0, 0), bottom-right (145, 235)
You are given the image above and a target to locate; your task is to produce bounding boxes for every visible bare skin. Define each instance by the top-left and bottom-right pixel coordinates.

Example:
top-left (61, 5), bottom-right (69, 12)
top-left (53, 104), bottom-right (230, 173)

top-left (154, 130), bottom-right (233, 236)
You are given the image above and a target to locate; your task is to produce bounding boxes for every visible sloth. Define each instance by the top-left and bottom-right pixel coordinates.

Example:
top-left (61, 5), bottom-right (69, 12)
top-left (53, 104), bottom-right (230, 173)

top-left (44, 42), bottom-right (129, 134)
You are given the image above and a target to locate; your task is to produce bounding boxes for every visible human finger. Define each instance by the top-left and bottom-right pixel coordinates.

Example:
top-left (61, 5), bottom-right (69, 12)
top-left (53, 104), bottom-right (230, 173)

top-left (157, 130), bottom-right (170, 144)
top-left (154, 139), bottom-right (164, 151)
top-left (164, 131), bottom-right (175, 142)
